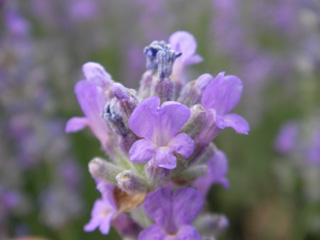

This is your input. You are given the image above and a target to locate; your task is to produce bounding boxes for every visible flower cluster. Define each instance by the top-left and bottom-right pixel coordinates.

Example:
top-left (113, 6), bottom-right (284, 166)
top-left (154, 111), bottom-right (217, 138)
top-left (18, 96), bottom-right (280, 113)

top-left (67, 31), bottom-right (249, 239)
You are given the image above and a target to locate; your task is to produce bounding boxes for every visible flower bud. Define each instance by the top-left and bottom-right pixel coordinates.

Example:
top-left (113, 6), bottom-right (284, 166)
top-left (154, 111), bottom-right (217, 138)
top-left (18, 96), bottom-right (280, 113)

top-left (145, 161), bottom-right (170, 190)
top-left (178, 73), bottom-right (213, 106)
top-left (103, 99), bottom-right (129, 136)
top-left (112, 83), bottom-right (139, 118)
top-left (103, 96), bottom-right (139, 154)
top-left (156, 48), bottom-right (181, 78)
top-left (116, 170), bottom-right (148, 195)
top-left (181, 104), bottom-right (206, 138)
top-left (88, 157), bottom-right (123, 184)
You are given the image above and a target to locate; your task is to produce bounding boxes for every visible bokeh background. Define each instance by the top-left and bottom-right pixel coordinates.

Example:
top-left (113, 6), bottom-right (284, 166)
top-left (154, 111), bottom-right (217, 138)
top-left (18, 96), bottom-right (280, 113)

top-left (1, 0), bottom-right (320, 239)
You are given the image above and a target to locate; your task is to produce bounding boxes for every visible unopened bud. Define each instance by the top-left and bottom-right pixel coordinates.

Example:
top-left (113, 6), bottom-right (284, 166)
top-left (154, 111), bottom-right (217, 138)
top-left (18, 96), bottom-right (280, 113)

top-left (178, 74), bottom-right (213, 106)
top-left (156, 48), bottom-right (181, 78)
top-left (103, 96), bottom-right (139, 154)
top-left (112, 83), bottom-right (138, 118)
top-left (145, 161), bottom-right (170, 190)
top-left (144, 40), bottom-right (164, 71)
top-left (116, 170), bottom-right (148, 195)
top-left (88, 157), bottom-right (123, 184)
top-left (181, 104), bottom-right (206, 138)
top-left (103, 99), bottom-right (129, 136)
top-left (82, 62), bottom-right (113, 88)
top-left (143, 40), bottom-right (181, 78)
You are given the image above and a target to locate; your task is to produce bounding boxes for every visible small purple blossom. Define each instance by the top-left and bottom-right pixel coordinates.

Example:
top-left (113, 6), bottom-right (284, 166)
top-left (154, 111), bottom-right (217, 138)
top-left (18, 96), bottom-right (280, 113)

top-left (197, 72), bottom-right (250, 143)
top-left (139, 187), bottom-right (203, 240)
top-left (84, 181), bottom-right (117, 235)
top-left (128, 96), bottom-right (194, 169)
top-left (194, 149), bottom-right (229, 196)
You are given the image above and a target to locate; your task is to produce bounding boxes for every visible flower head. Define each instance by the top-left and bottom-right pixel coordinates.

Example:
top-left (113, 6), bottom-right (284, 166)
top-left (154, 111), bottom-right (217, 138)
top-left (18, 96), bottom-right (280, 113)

top-left (139, 187), bottom-right (203, 240)
top-left (128, 96), bottom-right (194, 169)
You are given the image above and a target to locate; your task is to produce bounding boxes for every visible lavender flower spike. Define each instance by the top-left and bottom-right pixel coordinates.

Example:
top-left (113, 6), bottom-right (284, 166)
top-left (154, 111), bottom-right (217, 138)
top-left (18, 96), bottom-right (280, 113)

top-left (128, 97), bottom-right (194, 169)
top-left (139, 187), bottom-right (204, 240)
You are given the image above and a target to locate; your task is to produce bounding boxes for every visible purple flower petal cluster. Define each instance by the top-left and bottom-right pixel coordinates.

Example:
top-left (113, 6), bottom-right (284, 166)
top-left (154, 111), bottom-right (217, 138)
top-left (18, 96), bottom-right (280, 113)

top-left (129, 96), bottom-right (194, 169)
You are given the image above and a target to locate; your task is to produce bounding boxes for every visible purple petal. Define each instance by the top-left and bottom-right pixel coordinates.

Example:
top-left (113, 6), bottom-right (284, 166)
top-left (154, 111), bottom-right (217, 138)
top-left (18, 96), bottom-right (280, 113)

top-left (74, 80), bottom-right (109, 146)
top-left (143, 187), bottom-right (172, 226)
top-left (158, 101), bottom-right (191, 138)
top-left (173, 187), bottom-right (204, 226)
top-left (138, 224), bottom-right (166, 240)
top-left (155, 147), bottom-right (176, 169)
top-left (84, 199), bottom-right (105, 232)
top-left (175, 225), bottom-right (202, 240)
top-left (96, 181), bottom-right (117, 207)
top-left (99, 214), bottom-right (114, 235)
top-left (170, 133), bottom-right (194, 159)
top-left (129, 139), bottom-right (157, 163)
top-left (84, 215), bottom-right (101, 232)
top-left (201, 73), bottom-right (243, 115)
top-left (82, 62), bottom-right (112, 87)
top-left (216, 114), bottom-right (250, 134)
top-left (129, 97), bottom-right (160, 139)
top-left (65, 117), bottom-right (87, 133)
top-left (169, 31), bottom-right (203, 66)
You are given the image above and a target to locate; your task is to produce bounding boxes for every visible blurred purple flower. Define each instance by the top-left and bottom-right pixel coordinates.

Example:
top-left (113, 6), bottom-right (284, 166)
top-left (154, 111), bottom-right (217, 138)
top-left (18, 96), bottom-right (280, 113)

top-left (5, 9), bottom-right (30, 36)
top-left (128, 96), bottom-right (194, 169)
top-left (306, 129), bottom-right (320, 165)
top-left (68, 0), bottom-right (98, 22)
top-left (274, 122), bottom-right (299, 154)
top-left (194, 149), bottom-right (229, 196)
top-left (139, 187), bottom-right (203, 240)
